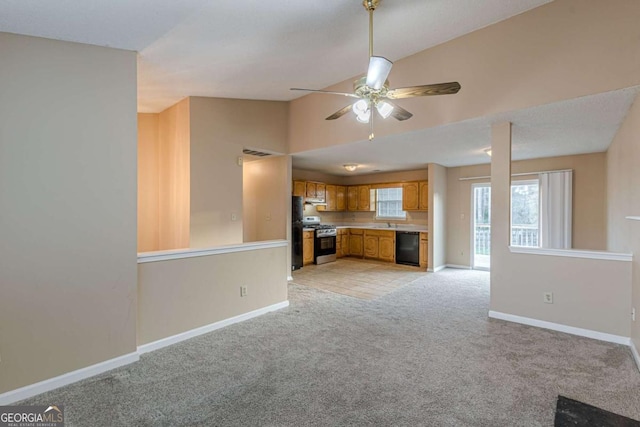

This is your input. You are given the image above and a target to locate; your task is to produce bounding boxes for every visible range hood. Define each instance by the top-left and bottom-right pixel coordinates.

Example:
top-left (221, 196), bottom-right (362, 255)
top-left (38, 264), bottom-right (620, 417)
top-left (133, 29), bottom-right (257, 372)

top-left (304, 198), bottom-right (327, 206)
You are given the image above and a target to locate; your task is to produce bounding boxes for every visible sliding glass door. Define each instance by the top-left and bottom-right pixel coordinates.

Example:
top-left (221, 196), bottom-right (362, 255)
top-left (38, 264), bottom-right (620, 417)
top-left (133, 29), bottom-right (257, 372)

top-left (472, 183), bottom-right (491, 270)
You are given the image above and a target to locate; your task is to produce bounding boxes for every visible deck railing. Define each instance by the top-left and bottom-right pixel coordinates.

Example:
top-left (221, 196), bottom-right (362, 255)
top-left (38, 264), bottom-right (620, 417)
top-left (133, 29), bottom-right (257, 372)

top-left (474, 224), bottom-right (539, 255)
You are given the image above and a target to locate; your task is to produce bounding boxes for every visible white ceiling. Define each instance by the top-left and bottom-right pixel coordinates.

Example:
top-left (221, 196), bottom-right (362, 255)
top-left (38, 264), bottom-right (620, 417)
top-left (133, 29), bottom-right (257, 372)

top-left (2, 0), bottom-right (636, 176)
top-left (0, 0), bottom-right (552, 112)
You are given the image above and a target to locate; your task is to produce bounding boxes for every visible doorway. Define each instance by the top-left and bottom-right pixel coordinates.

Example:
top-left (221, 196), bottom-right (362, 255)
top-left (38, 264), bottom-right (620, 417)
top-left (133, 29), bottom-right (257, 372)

top-left (472, 183), bottom-right (491, 270)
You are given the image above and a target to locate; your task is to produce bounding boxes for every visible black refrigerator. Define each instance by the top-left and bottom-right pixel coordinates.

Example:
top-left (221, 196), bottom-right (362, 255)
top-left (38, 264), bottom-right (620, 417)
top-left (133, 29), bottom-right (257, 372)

top-left (292, 196), bottom-right (304, 270)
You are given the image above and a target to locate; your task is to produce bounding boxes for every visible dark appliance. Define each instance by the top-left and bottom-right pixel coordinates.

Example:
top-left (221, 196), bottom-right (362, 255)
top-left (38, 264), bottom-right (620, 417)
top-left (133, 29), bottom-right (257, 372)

top-left (396, 231), bottom-right (420, 267)
top-left (292, 196), bottom-right (304, 270)
top-left (303, 216), bottom-right (337, 265)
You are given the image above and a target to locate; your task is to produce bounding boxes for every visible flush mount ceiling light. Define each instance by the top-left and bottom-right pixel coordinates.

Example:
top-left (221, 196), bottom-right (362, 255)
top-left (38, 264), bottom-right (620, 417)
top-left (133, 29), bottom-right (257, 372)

top-left (291, 0), bottom-right (461, 141)
top-left (343, 164), bottom-right (358, 172)
top-left (484, 148), bottom-right (492, 157)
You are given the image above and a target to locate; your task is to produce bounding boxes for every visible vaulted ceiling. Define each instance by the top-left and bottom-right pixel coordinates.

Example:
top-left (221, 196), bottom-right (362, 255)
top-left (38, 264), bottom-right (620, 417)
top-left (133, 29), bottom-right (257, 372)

top-left (2, 0), bottom-right (636, 174)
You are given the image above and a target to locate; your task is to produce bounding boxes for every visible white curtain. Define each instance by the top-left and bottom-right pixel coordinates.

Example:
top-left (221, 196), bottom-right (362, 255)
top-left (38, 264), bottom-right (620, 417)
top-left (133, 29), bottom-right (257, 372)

top-left (539, 170), bottom-right (572, 249)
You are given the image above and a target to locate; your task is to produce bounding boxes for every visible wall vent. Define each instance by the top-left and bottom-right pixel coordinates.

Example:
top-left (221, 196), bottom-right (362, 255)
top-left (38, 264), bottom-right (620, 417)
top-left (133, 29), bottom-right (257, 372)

top-left (242, 149), bottom-right (272, 157)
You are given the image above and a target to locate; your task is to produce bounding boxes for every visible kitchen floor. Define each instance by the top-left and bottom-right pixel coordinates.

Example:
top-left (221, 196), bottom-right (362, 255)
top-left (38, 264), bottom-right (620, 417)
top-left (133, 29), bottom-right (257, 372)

top-left (291, 258), bottom-right (426, 300)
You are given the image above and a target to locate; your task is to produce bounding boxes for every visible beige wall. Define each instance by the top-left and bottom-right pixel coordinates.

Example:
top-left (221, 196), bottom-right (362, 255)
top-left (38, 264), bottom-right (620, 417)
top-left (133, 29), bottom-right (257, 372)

top-left (138, 114), bottom-right (160, 252)
top-left (189, 97), bottom-right (289, 248)
top-left (289, 0), bottom-right (640, 153)
top-left (447, 153), bottom-right (608, 267)
top-left (490, 123), bottom-right (632, 337)
top-left (137, 102), bottom-right (191, 253)
top-left (0, 33), bottom-right (138, 393)
top-left (137, 246), bottom-right (288, 345)
top-left (243, 156), bottom-right (289, 242)
top-left (428, 164), bottom-right (447, 270)
top-left (158, 99), bottom-right (191, 250)
top-left (606, 95), bottom-right (640, 348)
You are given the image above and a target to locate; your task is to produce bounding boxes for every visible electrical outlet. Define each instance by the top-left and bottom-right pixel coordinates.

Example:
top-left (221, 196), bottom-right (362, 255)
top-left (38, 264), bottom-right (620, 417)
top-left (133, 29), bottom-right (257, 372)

top-left (240, 286), bottom-right (248, 297)
top-left (460, 251), bottom-right (464, 256)
top-left (231, 213), bottom-right (238, 221)
top-left (460, 213), bottom-right (465, 220)
top-left (543, 292), bottom-right (553, 304)
top-left (633, 307), bottom-right (636, 322)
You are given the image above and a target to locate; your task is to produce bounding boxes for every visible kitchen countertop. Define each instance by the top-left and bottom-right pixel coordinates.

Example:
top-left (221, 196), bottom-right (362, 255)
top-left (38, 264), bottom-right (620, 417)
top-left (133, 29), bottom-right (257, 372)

top-left (333, 224), bottom-right (428, 233)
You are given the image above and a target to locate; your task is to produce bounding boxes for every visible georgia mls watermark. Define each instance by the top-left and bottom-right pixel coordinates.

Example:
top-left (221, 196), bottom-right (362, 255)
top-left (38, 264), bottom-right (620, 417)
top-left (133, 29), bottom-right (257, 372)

top-left (0, 405), bottom-right (64, 427)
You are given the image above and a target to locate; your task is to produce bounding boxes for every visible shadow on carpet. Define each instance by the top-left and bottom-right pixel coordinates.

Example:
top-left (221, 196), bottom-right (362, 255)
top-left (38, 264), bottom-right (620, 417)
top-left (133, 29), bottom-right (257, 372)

top-left (555, 395), bottom-right (640, 426)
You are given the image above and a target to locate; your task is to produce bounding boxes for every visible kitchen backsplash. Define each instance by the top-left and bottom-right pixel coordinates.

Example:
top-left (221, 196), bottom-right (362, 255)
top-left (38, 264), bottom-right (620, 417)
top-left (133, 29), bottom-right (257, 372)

top-left (303, 204), bottom-right (428, 226)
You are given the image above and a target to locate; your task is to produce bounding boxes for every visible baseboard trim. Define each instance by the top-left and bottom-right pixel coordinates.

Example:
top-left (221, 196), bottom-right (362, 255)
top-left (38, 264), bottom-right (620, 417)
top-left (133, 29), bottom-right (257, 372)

top-left (428, 265), bottom-right (447, 273)
top-left (630, 340), bottom-right (640, 373)
top-left (446, 264), bottom-right (472, 270)
top-left (137, 300), bottom-right (290, 355)
top-left (488, 311), bottom-right (631, 345)
top-left (0, 352), bottom-right (139, 405)
top-left (287, 275), bottom-right (293, 281)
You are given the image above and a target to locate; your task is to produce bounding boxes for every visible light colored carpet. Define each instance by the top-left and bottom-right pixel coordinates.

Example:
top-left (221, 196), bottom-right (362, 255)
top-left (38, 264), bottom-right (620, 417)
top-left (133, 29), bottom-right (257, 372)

top-left (19, 269), bottom-right (640, 426)
top-left (292, 258), bottom-right (425, 300)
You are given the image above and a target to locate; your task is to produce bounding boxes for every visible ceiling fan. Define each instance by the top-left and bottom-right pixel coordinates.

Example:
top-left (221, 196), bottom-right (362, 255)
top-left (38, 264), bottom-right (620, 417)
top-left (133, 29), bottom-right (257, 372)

top-left (291, 0), bottom-right (461, 141)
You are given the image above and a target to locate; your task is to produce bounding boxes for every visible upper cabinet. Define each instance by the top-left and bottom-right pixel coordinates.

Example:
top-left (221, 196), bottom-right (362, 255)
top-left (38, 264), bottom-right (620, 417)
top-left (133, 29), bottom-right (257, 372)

top-left (347, 186), bottom-right (358, 211)
top-left (419, 181), bottom-right (429, 210)
top-left (325, 184), bottom-right (337, 211)
top-left (317, 184), bottom-right (346, 212)
top-left (403, 181), bottom-right (428, 211)
top-left (336, 186), bottom-right (346, 211)
top-left (293, 180), bottom-right (306, 197)
top-left (347, 185), bottom-right (372, 212)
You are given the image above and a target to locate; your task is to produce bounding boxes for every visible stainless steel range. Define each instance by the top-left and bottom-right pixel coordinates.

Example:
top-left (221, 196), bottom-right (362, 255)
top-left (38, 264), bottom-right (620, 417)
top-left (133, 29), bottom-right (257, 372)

top-left (302, 216), bottom-right (337, 265)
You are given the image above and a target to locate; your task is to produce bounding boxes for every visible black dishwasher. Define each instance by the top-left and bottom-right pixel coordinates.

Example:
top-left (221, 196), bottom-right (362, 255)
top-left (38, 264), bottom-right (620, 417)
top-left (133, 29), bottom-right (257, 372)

top-left (396, 231), bottom-right (420, 266)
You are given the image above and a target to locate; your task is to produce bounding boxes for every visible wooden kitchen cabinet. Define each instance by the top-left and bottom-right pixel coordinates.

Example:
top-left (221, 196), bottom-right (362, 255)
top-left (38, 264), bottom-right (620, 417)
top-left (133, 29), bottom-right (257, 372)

top-left (316, 183), bottom-right (326, 201)
top-left (303, 230), bottom-right (314, 265)
top-left (293, 180), bottom-right (306, 197)
top-left (402, 182), bottom-right (419, 210)
top-left (363, 229), bottom-right (395, 262)
top-left (403, 181), bottom-right (428, 211)
top-left (364, 234), bottom-right (379, 259)
top-left (347, 185), bottom-right (372, 211)
top-left (358, 185), bottom-right (371, 211)
top-left (419, 181), bottom-right (429, 210)
top-left (323, 185), bottom-right (336, 211)
top-left (349, 229), bottom-right (364, 257)
top-left (347, 186), bottom-right (358, 211)
top-left (336, 186), bottom-right (346, 211)
top-left (378, 235), bottom-right (395, 262)
top-left (336, 228), bottom-right (349, 258)
top-left (419, 232), bottom-right (428, 268)
top-left (340, 230), bottom-right (349, 257)
top-left (305, 182), bottom-right (317, 199)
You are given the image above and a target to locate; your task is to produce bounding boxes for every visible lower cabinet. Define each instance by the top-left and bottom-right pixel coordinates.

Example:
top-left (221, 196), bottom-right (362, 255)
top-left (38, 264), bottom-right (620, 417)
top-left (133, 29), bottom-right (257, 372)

top-left (349, 229), bottom-right (364, 257)
top-left (378, 235), bottom-right (395, 262)
top-left (364, 235), bottom-right (379, 259)
top-left (303, 231), bottom-right (314, 266)
top-left (363, 230), bottom-right (395, 262)
top-left (419, 232), bottom-right (428, 268)
top-left (337, 229), bottom-right (349, 258)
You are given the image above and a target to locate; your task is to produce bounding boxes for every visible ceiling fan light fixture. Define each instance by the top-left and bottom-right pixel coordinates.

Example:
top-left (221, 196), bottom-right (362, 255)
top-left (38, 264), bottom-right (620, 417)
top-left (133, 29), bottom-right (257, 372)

top-left (376, 101), bottom-right (394, 119)
top-left (344, 164), bottom-right (358, 172)
top-left (366, 56), bottom-right (393, 90)
top-left (356, 109), bottom-right (371, 123)
top-left (353, 99), bottom-right (371, 123)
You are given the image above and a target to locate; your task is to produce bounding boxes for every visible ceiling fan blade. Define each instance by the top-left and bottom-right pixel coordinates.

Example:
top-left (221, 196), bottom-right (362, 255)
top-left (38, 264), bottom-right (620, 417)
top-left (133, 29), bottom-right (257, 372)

top-left (366, 56), bottom-right (393, 90)
top-left (386, 82), bottom-right (461, 99)
top-left (290, 88), bottom-right (359, 98)
top-left (386, 101), bottom-right (413, 121)
top-left (325, 104), bottom-right (353, 120)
